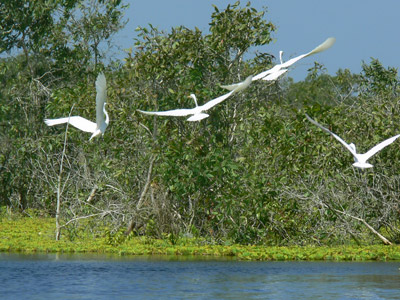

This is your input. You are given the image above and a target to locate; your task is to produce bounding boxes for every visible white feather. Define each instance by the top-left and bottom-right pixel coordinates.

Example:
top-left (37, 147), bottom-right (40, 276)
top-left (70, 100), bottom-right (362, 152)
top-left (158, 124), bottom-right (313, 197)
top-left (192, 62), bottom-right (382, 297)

top-left (306, 114), bottom-right (400, 169)
top-left (45, 73), bottom-right (109, 140)
top-left (222, 37), bottom-right (336, 88)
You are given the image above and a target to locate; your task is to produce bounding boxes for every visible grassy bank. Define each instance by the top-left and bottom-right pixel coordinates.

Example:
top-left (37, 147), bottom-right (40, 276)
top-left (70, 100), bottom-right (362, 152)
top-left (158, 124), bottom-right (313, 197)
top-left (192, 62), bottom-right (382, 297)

top-left (1, 216), bottom-right (400, 261)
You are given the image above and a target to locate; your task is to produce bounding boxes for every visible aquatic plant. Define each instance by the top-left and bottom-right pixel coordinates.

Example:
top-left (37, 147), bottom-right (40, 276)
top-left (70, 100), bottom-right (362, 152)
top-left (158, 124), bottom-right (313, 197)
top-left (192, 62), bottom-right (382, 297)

top-left (1, 216), bottom-right (400, 261)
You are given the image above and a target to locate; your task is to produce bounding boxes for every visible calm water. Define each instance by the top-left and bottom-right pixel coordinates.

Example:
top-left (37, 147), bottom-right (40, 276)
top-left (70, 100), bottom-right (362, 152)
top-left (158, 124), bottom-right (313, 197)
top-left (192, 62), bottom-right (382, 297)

top-left (0, 253), bottom-right (399, 300)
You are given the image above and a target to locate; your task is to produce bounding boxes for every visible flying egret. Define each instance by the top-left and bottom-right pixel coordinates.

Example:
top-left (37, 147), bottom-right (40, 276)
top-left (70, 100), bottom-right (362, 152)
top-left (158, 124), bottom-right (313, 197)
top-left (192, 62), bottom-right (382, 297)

top-left (44, 73), bottom-right (109, 140)
top-left (137, 76), bottom-right (252, 122)
top-left (305, 114), bottom-right (400, 169)
top-left (220, 37), bottom-right (336, 90)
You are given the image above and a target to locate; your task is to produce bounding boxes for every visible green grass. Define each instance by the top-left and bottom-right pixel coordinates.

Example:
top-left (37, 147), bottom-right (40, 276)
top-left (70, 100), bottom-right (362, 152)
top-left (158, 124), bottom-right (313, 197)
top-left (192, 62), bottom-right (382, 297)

top-left (1, 216), bottom-right (400, 261)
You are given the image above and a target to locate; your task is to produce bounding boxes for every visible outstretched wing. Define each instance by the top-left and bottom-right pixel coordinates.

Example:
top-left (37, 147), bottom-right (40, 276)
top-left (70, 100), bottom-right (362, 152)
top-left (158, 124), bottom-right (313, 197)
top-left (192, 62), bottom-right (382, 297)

top-left (252, 65), bottom-right (281, 81)
top-left (279, 53), bottom-right (308, 69)
top-left (305, 114), bottom-right (357, 157)
top-left (252, 37), bottom-right (336, 82)
top-left (363, 134), bottom-right (400, 160)
top-left (199, 90), bottom-right (235, 112)
top-left (261, 69), bottom-right (288, 81)
top-left (137, 108), bottom-right (195, 117)
top-left (220, 75), bottom-right (253, 92)
top-left (305, 37), bottom-right (336, 57)
top-left (45, 116), bottom-right (97, 133)
top-left (233, 75), bottom-right (253, 92)
top-left (95, 73), bottom-right (107, 128)
top-left (220, 82), bottom-right (240, 91)
top-left (280, 37), bottom-right (336, 69)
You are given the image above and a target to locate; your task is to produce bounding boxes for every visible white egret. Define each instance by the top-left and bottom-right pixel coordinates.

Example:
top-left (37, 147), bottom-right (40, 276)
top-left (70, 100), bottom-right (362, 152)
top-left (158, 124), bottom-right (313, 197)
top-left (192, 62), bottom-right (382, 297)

top-left (305, 114), bottom-right (400, 169)
top-left (221, 37), bottom-right (336, 90)
top-left (137, 76), bottom-right (252, 122)
top-left (44, 73), bottom-right (109, 140)
top-left (138, 91), bottom-right (234, 122)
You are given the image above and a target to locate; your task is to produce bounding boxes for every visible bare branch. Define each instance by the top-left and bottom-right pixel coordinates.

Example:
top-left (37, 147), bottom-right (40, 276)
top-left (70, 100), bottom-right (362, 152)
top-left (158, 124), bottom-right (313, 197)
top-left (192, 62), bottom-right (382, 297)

top-left (125, 155), bottom-right (156, 235)
top-left (328, 205), bottom-right (392, 245)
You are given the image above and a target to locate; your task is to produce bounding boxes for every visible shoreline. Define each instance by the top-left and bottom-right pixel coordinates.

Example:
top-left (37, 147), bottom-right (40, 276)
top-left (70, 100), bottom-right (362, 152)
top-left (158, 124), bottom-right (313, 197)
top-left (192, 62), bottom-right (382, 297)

top-left (1, 216), bottom-right (399, 261)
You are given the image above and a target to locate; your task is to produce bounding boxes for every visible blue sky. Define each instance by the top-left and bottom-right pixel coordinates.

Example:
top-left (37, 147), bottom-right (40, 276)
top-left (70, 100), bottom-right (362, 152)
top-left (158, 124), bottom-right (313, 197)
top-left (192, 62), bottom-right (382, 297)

top-left (113, 0), bottom-right (400, 81)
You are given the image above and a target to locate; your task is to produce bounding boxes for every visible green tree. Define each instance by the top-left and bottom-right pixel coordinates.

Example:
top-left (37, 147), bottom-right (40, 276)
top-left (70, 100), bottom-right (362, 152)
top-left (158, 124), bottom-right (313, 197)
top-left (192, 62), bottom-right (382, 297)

top-left (0, 0), bottom-right (126, 217)
top-left (0, 0), bottom-right (66, 72)
top-left (359, 58), bottom-right (399, 97)
top-left (113, 1), bottom-right (277, 239)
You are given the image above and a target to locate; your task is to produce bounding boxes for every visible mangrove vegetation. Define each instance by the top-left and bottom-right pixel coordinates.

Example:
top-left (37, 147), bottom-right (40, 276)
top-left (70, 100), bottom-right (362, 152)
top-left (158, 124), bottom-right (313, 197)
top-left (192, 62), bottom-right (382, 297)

top-left (1, 1), bottom-right (400, 253)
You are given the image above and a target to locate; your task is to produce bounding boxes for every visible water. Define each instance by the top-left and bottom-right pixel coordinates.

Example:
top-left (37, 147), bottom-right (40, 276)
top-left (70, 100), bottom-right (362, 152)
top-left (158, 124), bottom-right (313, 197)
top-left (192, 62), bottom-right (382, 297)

top-left (0, 253), bottom-right (399, 300)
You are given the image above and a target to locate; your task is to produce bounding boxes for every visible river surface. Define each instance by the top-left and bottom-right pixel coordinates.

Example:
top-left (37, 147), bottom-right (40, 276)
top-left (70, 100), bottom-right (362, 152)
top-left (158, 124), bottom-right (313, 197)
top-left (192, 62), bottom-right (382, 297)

top-left (0, 253), bottom-right (399, 299)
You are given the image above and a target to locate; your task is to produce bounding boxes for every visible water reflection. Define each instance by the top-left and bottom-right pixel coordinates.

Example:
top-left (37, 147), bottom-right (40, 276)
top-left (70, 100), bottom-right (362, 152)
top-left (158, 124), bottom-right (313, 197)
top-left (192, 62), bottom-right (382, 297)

top-left (0, 253), bottom-right (399, 299)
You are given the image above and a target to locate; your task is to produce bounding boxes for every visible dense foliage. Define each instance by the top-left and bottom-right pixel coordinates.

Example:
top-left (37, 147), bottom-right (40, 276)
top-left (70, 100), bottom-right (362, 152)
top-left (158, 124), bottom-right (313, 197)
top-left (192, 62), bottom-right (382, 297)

top-left (1, 1), bottom-right (400, 247)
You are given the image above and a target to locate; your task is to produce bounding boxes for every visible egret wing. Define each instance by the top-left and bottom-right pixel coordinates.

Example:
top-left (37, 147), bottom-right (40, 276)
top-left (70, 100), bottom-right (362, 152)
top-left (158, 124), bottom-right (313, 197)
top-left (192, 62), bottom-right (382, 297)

top-left (199, 90), bottom-right (235, 112)
top-left (95, 73), bottom-right (107, 128)
top-left (137, 108), bottom-right (195, 117)
top-left (261, 69), bottom-right (288, 81)
top-left (45, 116), bottom-right (97, 133)
top-left (305, 114), bottom-right (357, 157)
top-left (252, 65), bottom-right (281, 81)
top-left (220, 75), bottom-right (253, 92)
top-left (363, 134), bottom-right (400, 160)
top-left (233, 75), bottom-right (253, 92)
top-left (306, 37), bottom-right (336, 57)
top-left (280, 53), bottom-right (308, 69)
top-left (220, 82), bottom-right (240, 91)
top-left (280, 37), bottom-right (336, 69)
